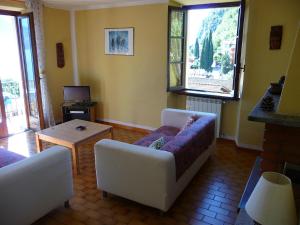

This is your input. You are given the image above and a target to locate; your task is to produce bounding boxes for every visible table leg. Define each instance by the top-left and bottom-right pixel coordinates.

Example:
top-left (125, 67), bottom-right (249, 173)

top-left (35, 134), bottom-right (43, 153)
top-left (71, 145), bottom-right (80, 175)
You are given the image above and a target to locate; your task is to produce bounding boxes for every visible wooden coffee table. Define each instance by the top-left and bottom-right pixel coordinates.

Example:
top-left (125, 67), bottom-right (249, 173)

top-left (35, 119), bottom-right (113, 175)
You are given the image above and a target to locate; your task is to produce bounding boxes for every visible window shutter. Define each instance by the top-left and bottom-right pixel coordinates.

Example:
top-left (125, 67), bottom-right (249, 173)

top-left (167, 7), bottom-right (186, 91)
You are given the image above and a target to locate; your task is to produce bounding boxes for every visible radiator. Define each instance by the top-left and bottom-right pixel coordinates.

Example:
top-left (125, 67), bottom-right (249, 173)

top-left (186, 96), bottom-right (222, 137)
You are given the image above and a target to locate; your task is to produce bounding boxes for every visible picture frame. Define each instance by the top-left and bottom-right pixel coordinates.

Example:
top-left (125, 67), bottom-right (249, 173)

top-left (104, 27), bottom-right (134, 56)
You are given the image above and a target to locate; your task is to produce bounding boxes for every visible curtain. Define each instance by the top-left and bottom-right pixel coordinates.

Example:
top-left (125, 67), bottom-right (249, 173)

top-left (25, 0), bottom-right (55, 128)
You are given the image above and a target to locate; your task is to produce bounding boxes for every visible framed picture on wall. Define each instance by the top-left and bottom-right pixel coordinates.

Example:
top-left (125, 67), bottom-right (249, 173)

top-left (104, 27), bottom-right (134, 56)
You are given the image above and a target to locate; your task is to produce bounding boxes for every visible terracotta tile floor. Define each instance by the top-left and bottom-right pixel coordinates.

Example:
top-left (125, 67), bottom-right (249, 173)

top-left (0, 128), bottom-right (259, 225)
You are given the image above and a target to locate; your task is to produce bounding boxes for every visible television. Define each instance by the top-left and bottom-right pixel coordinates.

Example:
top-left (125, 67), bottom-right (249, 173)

top-left (63, 86), bottom-right (90, 103)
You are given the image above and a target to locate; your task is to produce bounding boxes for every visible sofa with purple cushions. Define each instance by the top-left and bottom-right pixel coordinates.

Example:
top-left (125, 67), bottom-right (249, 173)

top-left (94, 108), bottom-right (216, 212)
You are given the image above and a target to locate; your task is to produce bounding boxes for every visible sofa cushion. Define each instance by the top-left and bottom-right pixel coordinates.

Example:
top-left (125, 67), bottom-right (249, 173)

top-left (134, 126), bottom-right (180, 147)
top-left (0, 148), bottom-right (26, 168)
top-left (161, 115), bottom-right (215, 180)
top-left (177, 115), bottom-right (200, 135)
top-left (149, 137), bottom-right (166, 150)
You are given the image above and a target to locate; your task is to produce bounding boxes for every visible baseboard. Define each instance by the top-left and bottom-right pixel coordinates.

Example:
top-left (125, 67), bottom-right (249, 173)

top-left (97, 118), bottom-right (155, 134)
top-left (219, 134), bottom-right (235, 141)
top-left (235, 142), bottom-right (263, 151)
top-left (219, 135), bottom-right (262, 151)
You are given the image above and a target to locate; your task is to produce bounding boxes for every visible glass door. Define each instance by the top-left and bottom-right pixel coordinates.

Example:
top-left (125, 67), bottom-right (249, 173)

top-left (0, 13), bottom-right (28, 137)
top-left (17, 13), bottom-right (44, 130)
top-left (0, 81), bottom-right (8, 138)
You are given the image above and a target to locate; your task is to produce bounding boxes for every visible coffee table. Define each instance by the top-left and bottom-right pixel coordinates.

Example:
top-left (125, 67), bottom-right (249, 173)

top-left (35, 119), bottom-right (113, 175)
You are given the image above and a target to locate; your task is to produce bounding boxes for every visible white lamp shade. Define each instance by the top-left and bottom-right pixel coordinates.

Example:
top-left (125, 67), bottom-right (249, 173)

top-left (245, 172), bottom-right (297, 225)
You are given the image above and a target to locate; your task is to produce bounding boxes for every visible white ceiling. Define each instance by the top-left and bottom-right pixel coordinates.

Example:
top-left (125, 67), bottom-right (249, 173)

top-left (42, 0), bottom-right (169, 10)
top-left (42, 0), bottom-right (240, 10)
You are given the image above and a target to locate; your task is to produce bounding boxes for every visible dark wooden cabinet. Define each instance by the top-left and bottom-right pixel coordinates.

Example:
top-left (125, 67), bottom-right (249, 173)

top-left (261, 123), bottom-right (300, 172)
top-left (62, 102), bottom-right (97, 122)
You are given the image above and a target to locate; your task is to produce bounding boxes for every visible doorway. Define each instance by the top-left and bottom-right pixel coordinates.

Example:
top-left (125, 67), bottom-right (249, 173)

top-left (0, 11), bottom-right (44, 138)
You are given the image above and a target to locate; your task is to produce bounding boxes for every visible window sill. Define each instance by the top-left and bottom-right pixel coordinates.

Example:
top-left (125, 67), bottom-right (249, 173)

top-left (169, 89), bottom-right (240, 101)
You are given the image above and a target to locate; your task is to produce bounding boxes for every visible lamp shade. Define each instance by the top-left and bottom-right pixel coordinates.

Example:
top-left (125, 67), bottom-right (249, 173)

top-left (245, 172), bottom-right (297, 225)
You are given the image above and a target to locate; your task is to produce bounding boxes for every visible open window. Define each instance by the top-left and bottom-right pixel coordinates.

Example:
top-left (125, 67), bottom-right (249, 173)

top-left (167, 1), bottom-right (245, 99)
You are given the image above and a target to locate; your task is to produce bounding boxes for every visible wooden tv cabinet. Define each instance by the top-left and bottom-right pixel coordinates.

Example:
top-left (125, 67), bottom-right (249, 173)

top-left (62, 102), bottom-right (97, 122)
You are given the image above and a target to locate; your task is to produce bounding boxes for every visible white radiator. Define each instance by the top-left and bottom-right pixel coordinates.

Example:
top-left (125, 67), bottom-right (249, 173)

top-left (186, 96), bottom-right (222, 137)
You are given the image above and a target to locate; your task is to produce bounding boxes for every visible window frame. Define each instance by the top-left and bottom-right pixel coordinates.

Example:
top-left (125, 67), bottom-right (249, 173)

top-left (167, 0), bottom-right (245, 100)
top-left (167, 6), bottom-right (187, 91)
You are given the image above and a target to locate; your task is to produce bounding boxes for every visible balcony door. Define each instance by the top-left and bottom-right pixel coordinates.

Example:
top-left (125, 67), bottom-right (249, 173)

top-left (0, 82), bottom-right (8, 138)
top-left (0, 10), bottom-right (44, 138)
top-left (17, 13), bottom-right (44, 131)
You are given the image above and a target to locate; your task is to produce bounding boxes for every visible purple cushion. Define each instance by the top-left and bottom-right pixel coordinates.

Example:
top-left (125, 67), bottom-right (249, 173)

top-left (134, 116), bottom-right (215, 180)
top-left (0, 149), bottom-right (26, 168)
top-left (161, 115), bottom-right (215, 180)
top-left (134, 126), bottom-right (180, 147)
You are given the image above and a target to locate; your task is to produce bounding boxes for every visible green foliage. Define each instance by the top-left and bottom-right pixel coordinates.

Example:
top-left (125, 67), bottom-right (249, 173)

top-left (213, 8), bottom-right (239, 51)
top-left (170, 38), bottom-right (182, 62)
top-left (221, 52), bottom-right (233, 74)
top-left (197, 9), bottom-right (225, 45)
top-left (214, 52), bottom-right (223, 66)
top-left (169, 10), bottom-right (185, 87)
top-left (170, 63), bottom-right (181, 86)
top-left (191, 7), bottom-right (239, 70)
top-left (170, 11), bottom-right (183, 37)
top-left (200, 31), bottom-right (214, 72)
top-left (194, 38), bottom-right (199, 59)
top-left (169, 11), bottom-right (184, 64)
top-left (191, 59), bottom-right (200, 69)
top-left (2, 80), bottom-right (20, 97)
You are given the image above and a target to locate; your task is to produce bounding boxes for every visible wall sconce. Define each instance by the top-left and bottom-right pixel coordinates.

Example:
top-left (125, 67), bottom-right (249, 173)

top-left (56, 42), bottom-right (65, 68)
top-left (270, 25), bottom-right (283, 50)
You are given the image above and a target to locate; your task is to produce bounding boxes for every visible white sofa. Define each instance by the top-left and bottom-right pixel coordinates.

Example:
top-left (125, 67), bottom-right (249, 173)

top-left (95, 108), bottom-right (216, 212)
top-left (0, 146), bottom-right (74, 225)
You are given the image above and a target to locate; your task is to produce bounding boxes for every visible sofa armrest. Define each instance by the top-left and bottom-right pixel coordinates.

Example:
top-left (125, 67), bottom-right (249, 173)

top-left (161, 108), bottom-right (217, 128)
top-left (94, 139), bottom-right (176, 210)
top-left (0, 146), bottom-right (73, 225)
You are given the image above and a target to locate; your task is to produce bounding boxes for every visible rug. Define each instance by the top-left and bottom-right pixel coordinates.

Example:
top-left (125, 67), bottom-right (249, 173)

top-left (0, 148), bottom-right (26, 168)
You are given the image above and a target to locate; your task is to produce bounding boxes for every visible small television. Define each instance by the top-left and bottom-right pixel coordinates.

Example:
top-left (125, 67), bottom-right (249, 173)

top-left (63, 86), bottom-right (90, 103)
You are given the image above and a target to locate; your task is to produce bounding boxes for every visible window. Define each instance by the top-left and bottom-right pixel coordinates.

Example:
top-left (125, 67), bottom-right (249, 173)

top-left (167, 1), bottom-right (245, 99)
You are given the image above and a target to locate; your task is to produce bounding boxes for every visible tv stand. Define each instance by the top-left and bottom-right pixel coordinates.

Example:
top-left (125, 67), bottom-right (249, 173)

top-left (62, 102), bottom-right (97, 122)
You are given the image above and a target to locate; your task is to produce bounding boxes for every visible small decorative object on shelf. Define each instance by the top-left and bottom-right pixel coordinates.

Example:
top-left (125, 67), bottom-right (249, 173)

top-left (260, 95), bottom-right (274, 112)
top-left (278, 75), bottom-right (285, 85)
top-left (268, 82), bottom-right (282, 95)
top-left (268, 75), bottom-right (285, 95)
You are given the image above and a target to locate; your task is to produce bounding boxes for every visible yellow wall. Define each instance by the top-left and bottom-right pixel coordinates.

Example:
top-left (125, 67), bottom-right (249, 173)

top-left (278, 26), bottom-right (300, 115)
top-left (76, 4), bottom-right (168, 128)
top-left (44, 7), bottom-right (73, 121)
top-left (0, 0), bottom-right (25, 11)
top-left (236, 0), bottom-right (300, 148)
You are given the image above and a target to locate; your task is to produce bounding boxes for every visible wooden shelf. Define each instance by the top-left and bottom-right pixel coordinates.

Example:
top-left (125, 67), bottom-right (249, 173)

top-left (248, 89), bottom-right (300, 128)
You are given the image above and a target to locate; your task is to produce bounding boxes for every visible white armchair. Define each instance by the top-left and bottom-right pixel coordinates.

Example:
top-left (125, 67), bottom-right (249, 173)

top-left (95, 108), bottom-right (216, 212)
top-left (0, 146), bottom-right (74, 225)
